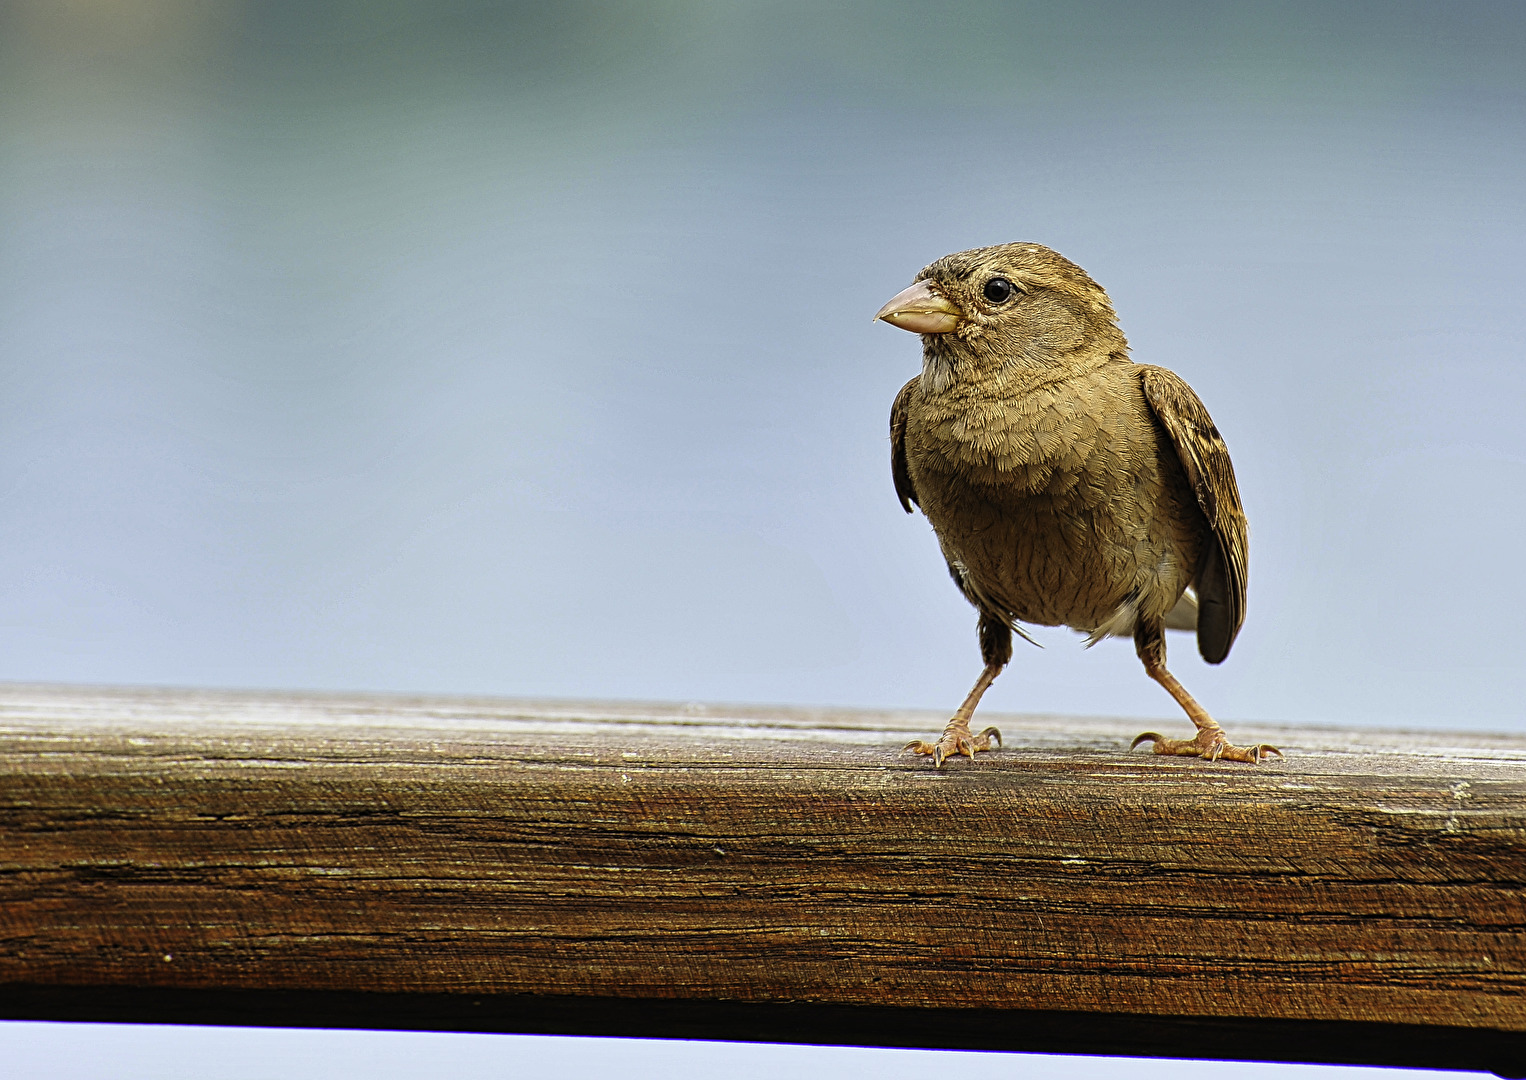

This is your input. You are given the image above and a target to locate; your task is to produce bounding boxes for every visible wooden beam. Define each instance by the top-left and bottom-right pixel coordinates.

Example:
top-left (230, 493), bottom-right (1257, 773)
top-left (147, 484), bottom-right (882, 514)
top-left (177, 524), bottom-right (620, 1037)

top-left (2, 684), bottom-right (1524, 1073)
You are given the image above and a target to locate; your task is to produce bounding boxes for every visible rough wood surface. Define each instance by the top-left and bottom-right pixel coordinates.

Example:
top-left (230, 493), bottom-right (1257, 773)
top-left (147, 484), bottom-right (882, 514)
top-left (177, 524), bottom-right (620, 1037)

top-left (2, 684), bottom-right (1524, 1068)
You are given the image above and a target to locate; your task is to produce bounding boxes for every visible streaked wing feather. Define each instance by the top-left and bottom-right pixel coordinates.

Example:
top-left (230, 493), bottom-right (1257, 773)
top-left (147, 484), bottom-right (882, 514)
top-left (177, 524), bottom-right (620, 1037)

top-left (1139, 366), bottom-right (1248, 663)
top-left (890, 377), bottom-right (920, 513)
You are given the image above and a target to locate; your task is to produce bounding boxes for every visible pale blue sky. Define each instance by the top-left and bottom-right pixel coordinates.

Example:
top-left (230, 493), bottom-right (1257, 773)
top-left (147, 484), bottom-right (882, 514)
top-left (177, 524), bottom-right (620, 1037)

top-left (1, 2), bottom-right (1520, 1075)
top-left (2, 2), bottom-right (1524, 730)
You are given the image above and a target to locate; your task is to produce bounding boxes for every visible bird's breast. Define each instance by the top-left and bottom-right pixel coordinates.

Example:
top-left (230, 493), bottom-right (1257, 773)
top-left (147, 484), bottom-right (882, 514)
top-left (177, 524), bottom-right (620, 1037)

top-left (906, 366), bottom-right (1202, 630)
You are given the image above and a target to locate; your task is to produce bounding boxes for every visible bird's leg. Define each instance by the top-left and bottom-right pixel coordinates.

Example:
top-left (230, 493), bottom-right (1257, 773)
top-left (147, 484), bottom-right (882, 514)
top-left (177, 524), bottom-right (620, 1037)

top-left (1129, 621), bottom-right (1279, 764)
top-left (903, 663), bottom-right (1005, 767)
top-left (905, 613), bottom-right (1009, 767)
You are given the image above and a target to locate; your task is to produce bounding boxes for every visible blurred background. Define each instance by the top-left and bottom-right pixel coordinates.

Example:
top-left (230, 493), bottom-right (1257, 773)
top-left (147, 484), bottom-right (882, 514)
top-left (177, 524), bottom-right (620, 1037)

top-left (0, 1), bottom-right (1522, 1076)
top-left (2, 0), bottom-right (1525, 730)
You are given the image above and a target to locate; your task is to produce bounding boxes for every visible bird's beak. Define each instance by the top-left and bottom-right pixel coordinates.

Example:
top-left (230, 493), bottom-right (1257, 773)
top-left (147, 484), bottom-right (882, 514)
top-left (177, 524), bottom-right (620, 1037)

top-left (875, 280), bottom-right (962, 334)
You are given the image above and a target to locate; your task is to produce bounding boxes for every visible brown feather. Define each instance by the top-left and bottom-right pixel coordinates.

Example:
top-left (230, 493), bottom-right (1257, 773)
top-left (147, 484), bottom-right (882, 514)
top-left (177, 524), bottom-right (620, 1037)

top-left (890, 376), bottom-right (919, 513)
top-left (1138, 365), bottom-right (1249, 663)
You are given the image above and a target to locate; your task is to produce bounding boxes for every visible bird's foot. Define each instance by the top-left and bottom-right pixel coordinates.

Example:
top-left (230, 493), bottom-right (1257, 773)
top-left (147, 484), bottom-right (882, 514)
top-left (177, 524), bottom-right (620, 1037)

top-left (1130, 726), bottom-right (1280, 764)
top-left (904, 719), bottom-right (1001, 768)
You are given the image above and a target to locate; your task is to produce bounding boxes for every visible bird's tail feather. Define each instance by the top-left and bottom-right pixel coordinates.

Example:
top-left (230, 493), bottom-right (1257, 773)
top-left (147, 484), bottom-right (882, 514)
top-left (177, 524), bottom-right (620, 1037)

top-left (1083, 588), bottom-right (1197, 647)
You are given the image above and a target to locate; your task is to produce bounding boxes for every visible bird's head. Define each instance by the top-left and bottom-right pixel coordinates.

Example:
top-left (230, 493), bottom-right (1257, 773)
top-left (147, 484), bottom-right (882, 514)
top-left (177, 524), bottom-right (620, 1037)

top-left (875, 243), bottom-right (1126, 386)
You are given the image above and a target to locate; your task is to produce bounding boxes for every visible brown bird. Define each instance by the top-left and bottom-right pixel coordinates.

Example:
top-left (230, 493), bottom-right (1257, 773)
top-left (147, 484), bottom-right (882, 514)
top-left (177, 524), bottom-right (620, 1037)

top-left (878, 242), bottom-right (1275, 767)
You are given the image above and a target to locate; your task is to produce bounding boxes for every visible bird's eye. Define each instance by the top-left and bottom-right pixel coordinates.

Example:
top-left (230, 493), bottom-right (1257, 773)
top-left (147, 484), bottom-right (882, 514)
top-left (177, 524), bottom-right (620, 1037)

top-left (983, 277), bottom-right (1016, 304)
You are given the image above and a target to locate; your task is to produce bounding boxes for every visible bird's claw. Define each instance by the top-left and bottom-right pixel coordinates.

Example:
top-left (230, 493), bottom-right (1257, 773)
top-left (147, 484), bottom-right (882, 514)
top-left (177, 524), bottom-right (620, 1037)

top-left (1130, 728), bottom-right (1279, 764)
top-left (905, 722), bottom-right (1000, 768)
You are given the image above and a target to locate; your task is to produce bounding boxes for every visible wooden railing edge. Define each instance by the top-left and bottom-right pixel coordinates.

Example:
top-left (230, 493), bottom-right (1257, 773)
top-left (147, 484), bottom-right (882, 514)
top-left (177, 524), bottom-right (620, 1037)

top-left (2, 684), bottom-right (1524, 1074)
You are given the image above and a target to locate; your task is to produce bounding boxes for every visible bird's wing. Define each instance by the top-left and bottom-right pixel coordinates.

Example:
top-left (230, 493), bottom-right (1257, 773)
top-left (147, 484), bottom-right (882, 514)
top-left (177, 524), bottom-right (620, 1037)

top-left (890, 376), bottom-right (920, 513)
top-left (1138, 365), bottom-right (1248, 663)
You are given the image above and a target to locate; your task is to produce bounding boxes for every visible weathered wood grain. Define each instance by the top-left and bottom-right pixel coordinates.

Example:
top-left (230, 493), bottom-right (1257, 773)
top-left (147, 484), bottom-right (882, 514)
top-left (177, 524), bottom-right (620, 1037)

top-left (1, 684), bottom-right (1524, 1070)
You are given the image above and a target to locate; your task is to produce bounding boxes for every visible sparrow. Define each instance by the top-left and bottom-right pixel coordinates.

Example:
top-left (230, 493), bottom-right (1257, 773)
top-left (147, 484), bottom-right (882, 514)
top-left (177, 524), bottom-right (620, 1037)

top-left (877, 243), bottom-right (1275, 767)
